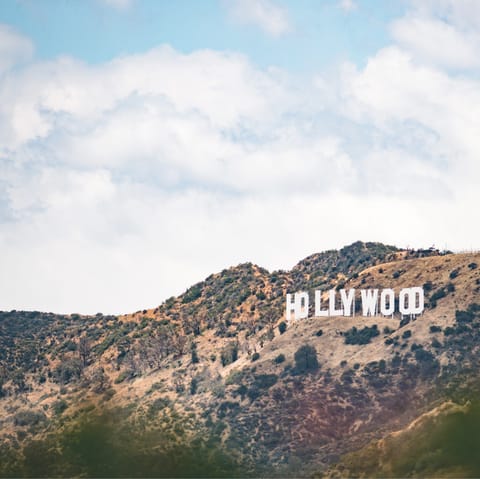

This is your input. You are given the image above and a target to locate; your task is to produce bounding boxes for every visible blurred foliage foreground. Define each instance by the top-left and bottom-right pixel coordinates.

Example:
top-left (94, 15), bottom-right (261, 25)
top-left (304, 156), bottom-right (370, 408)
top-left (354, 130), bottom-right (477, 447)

top-left (328, 399), bottom-right (480, 478)
top-left (0, 408), bottom-right (243, 478)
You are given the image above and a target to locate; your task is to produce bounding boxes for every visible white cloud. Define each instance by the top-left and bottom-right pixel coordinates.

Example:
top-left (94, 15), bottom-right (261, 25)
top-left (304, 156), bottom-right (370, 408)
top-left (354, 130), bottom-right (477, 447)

top-left (224, 0), bottom-right (292, 37)
top-left (341, 46), bottom-right (480, 184)
top-left (1, 1), bottom-right (480, 314)
top-left (391, 16), bottom-right (480, 70)
top-left (410, 0), bottom-right (480, 30)
top-left (392, 1), bottom-right (480, 71)
top-left (0, 46), bottom-right (290, 151)
top-left (0, 24), bottom-right (34, 75)
top-left (1, 178), bottom-right (473, 314)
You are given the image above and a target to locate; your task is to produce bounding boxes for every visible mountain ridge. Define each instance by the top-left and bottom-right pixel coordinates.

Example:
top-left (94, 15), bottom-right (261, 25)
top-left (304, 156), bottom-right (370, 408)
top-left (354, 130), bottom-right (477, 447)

top-left (0, 241), bottom-right (479, 477)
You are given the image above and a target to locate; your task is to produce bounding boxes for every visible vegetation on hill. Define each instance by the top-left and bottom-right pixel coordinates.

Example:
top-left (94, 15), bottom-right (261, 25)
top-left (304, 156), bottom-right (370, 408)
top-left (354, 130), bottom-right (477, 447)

top-left (324, 401), bottom-right (480, 478)
top-left (0, 242), bottom-right (478, 477)
top-left (0, 409), bottom-right (242, 478)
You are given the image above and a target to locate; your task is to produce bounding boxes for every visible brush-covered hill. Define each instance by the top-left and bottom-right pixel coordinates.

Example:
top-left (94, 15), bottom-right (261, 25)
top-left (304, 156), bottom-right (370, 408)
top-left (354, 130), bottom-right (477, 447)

top-left (0, 241), bottom-right (479, 477)
top-left (321, 399), bottom-right (480, 478)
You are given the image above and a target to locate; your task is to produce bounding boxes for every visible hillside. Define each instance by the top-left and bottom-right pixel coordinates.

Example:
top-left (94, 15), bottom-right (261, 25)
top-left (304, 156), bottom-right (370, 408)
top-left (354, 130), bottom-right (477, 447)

top-left (0, 241), bottom-right (479, 477)
top-left (323, 400), bottom-right (480, 478)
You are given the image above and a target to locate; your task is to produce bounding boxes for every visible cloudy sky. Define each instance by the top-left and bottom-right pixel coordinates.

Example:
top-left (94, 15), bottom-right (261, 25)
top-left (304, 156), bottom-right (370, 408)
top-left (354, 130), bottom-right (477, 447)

top-left (0, 0), bottom-right (479, 314)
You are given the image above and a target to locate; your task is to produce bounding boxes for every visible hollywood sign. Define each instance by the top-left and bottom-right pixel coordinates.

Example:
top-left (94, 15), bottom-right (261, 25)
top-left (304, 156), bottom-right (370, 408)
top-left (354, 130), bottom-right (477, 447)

top-left (286, 287), bottom-right (424, 321)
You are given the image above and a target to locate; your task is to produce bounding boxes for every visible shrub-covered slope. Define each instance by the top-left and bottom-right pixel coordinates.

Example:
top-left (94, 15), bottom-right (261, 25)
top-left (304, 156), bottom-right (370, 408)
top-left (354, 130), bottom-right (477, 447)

top-left (0, 242), bottom-right (479, 477)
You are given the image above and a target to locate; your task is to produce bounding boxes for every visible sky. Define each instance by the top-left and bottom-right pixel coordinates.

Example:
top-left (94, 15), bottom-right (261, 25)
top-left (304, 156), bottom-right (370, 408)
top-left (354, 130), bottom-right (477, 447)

top-left (0, 0), bottom-right (479, 314)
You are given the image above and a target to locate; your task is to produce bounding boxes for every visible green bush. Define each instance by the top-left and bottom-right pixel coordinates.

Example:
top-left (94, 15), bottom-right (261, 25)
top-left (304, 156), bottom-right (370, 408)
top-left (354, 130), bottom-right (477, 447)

top-left (402, 330), bottom-right (412, 339)
top-left (220, 342), bottom-right (239, 367)
top-left (52, 399), bottom-right (68, 415)
top-left (182, 284), bottom-right (202, 304)
top-left (468, 303), bottom-right (480, 313)
top-left (423, 281), bottom-right (433, 292)
top-left (246, 386), bottom-right (260, 402)
top-left (344, 325), bottom-right (379, 345)
top-left (14, 410), bottom-right (46, 427)
top-left (63, 340), bottom-right (77, 352)
top-left (256, 291), bottom-right (266, 301)
top-left (251, 352), bottom-right (260, 362)
top-left (211, 382), bottom-right (225, 398)
top-left (235, 384), bottom-right (248, 399)
top-left (294, 345), bottom-right (319, 373)
top-left (190, 377), bottom-right (198, 395)
top-left (391, 354), bottom-right (401, 368)
top-left (149, 397), bottom-right (171, 415)
top-left (430, 288), bottom-right (447, 308)
top-left (274, 353), bottom-right (285, 364)
top-left (444, 326), bottom-right (455, 336)
top-left (278, 321), bottom-right (287, 335)
top-left (114, 371), bottom-right (130, 384)
top-left (254, 374), bottom-right (278, 389)
top-left (103, 388), bottom-right (115, 401)
top-left (191, 342), bottom-right (199, 364)
top-left (217, 401), bottom-right (240, 419)
top-left (414, 346), bottom-right (440, 378)
top-left (456, 310), bottom-right (474, 323)
top-left (54, 358), bottom-right (82, 384)
top-left (449, 268), bottom-right (460, 279)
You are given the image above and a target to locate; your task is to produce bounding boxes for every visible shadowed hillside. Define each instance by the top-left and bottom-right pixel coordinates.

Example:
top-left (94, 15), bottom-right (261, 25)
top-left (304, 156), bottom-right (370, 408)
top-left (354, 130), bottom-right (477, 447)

top-left (322, 400), bottom-right (480, 478)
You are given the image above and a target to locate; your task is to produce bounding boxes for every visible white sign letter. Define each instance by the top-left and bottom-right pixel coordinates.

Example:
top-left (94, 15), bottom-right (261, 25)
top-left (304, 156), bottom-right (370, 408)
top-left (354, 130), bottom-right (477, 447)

top-left (340, 289), bottom-right (355, 316)
top-left (380, 289), bottom-right (395, 316)
top-left (286, 292), bottom-right (310, 321)
top-left (295, 291), bottom-right (309, 320)
top-left (361, 289), bottom-right (378, 316)
top-left (329, 289), bottom-right (344, 316)
top-left (315, 290), bottom-right (329, 317)
top-left (399, 287), bottom-right (424, 315)
top-left (286, 293), bottom-right (295, 321)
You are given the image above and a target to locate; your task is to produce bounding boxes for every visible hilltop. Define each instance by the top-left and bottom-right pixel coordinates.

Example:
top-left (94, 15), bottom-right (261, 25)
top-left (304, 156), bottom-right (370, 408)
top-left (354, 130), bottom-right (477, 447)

top-left (0, 241), bottom-right (479, 477)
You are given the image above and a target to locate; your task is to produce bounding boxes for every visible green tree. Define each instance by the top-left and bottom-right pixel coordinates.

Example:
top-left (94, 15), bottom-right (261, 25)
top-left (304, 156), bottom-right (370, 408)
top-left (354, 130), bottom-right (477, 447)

top-left (191, 342), bottom-right (199, 364)
top-left (79, 336), bottom-right (91, 368)
top-left (220, 341), bottom-right (239, 367)
top-left (294, 345), bottom-right (319, 373)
